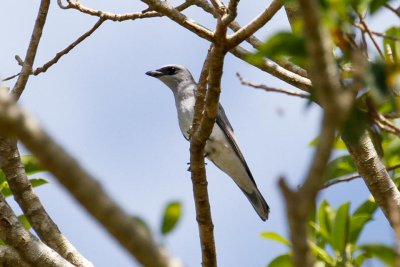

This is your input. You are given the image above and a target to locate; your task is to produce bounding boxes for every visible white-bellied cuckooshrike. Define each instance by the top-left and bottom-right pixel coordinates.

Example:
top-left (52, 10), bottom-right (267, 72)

top-left (146, 64), bottom-right (270, 221)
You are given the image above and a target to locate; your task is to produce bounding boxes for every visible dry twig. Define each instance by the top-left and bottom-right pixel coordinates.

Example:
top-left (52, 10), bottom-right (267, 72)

top-left (237, 73), bottom-right (310, 98)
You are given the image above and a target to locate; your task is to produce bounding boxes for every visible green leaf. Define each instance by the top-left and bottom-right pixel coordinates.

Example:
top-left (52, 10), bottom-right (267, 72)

top-left (325, 155), bottom-right (357, 181)
top-left (317, 200), bottom-right (334, 245)
top-left (0, 178), bottom-right (48, 198)
top-left (18, 215), bottom-right (31, 230)
top-left (355, 252), bottom-right (369, 266)
top-left (358, 244), bottom-right (396, 266)
top-left (0, 181), bottom-right (12, 197)
top-left (267, 253), bottom-right (292, 267)
top-left (341, 107), bottom-right (368, 145)
top-left (0, 170), bottom-right (6, 184)
top-left (252, 32), bottom-right (307, 66)
top-left (349, 214), bottom-right (372, 244)
top-left (309, 240), bottom-right (335, 265)
top-left (21, 155), bottom-right (45, 175)
top-left (309, 136), bottom-right (347, 150)
top-left (369, 0), bottom-right (390, 14)
top-left (331, 202), bottom-right (350, 253)
top-left (161, 201), bottom-right (182, 235)
top-left (353, 197), bottom-right (377, 216)
top-left (29, 178), bottom-right (48, 188)
top-left (260, 232), bottom-right (291, 246)
top-left (384, 27), bottom-right (400, 65)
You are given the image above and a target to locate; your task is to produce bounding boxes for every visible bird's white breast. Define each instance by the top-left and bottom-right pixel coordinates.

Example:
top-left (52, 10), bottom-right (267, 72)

top-left (175, 95), bottom-right (196, 139)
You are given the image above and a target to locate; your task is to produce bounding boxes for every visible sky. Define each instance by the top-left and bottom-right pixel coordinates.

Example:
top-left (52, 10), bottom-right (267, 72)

top-left (1, 1), bottom-right (398, 266)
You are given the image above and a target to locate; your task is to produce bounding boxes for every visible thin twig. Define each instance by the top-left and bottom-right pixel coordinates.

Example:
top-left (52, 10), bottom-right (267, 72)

top-left (12, 0), bottom-right (51, 100)
top-left (2, 73), bottom-right (20, 82)
top-left (354, 23), bottom-right (400, 41)
top-left (33, 18), bottom-right (105, 75)
top-left (237, 73), bottom-right (310, 98)
top-left (358, 15), bottom-right (385, 59)
top-left (384, 3), bottom-right (400, 17)
top-left (226, 0), bottom-right (282, 48)
top-left (320, 164), bottom-right (400, 189)
top-left (231, 46), bottom-right (312, 90)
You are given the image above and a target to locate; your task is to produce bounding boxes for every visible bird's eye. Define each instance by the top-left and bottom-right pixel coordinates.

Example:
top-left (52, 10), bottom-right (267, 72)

top-left (166, 67), bottom-right (177, 75)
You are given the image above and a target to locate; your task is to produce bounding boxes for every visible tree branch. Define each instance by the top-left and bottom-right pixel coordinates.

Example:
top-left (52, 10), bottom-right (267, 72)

top-left (226, 0), bottom-right (282, 48)
top-left (0, 245), bottom-right (31, 267)
top-left (33, 18), bottom-right (105, 75)
top-left (141, 0), bottom-right (214, 42)
top-left (236, 73), bottom-right (310, 98)
top-left (0, 138), bottom-right (93, 267)
top-left (0, 195), bottom-right (74, 267)
top-left (230, 46), bottom-right (312, 90)
top-left (0, 89), bottom-right (176, 267)
top-left (320, 163), bottom-right (400, 189)
top-left (280, 0), bottom-right (353, 266)
top-left (343, 131), bottom-right (400, 226)
top-left (189, 49), bottom-right (217, 267)
top-left (12, 0), bottom-right (51, 100)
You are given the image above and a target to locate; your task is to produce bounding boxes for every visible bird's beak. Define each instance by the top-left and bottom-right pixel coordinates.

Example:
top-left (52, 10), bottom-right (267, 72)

top-left (145, 69), bottom-right (164, 78)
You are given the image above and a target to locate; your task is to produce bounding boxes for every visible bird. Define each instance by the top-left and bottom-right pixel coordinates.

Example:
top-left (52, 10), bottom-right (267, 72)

top-left (145, 64), bottom-right (270, 221)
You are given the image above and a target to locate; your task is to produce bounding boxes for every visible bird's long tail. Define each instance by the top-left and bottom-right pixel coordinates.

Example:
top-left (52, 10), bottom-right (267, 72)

top-left (241, 188), bottom-right (270, 221)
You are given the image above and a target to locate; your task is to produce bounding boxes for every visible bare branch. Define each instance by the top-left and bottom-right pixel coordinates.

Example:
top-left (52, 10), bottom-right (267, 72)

top-left (320, 163), bottom-right (400, 190)
top-left (33, 18), bottom-right (105, 75)
top-left (237, 73), bottom-right (310, 98)
top-left (0, 138), bottom-right (93, 267)
top-left (343, 131), bottom-right (400, 227)
top-left (354, 23), bottom-right (400, 41)
top-left (221, 0), bottom-right (239, 26)
top-left (5, 18), bottom-right (105, 81)
top-left (0, 195), bottom-right (74, 267)
top-left (192, 0), bottom-right (309, 78)
top-left (57, 0), bottom-right (70, 9)
top-left (2, 73), bottom-right (20, 82)
top-left (227, 0), bottom-right (282, 48)
top-left (141, 0), bottom-right (214, 41)
top-left (0, 245), bottom-right (31, 267)
top-left (384, 3), bottom-right (400, 17)
top-left (12, 0), bottom-right (51, 100)
top-left (65, 0), bottom-right (160, 21)
top-left (0, 89), bottom-right (176, 267)
top-left (358, 14), bottom-right (384, 59)
top-left (230, 46), bottom-right (312, 90)
top-left (189, 49), bottom-right (217, 267)
top-left (280, 0), bottom-right (354, 266)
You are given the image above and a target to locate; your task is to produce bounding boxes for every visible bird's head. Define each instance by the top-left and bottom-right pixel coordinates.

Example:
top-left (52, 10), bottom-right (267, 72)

top-left (146, 64), bottom-right (196, 92)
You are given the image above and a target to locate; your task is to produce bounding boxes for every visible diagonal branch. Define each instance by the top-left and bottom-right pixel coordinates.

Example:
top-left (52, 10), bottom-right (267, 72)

top-left (226, 0), bottom-right (282, 48)
top-left (0, 195), bottom-right (74, 267)
top-left (0, 245), bottom-right (31, 267)
top-left (0, 89), bottom-right (175, 267)
top-left (141, 0), bottom-right (214, 41)
top-left (33, 18), bottom-right (105, 75)
top-left (237, 73), bottom-right (310, 98)
top-left (12, 0), bottom-right (50, 100)
top-left (0, 137), bottom-right (93, 267)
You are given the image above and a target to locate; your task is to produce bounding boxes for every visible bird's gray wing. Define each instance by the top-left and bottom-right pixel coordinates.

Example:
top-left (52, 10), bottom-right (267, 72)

top-left (216, 104), bottom-right (257, 185)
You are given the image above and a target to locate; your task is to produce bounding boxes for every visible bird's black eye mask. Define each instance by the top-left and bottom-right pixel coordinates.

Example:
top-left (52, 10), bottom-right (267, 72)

top-left (159, 66), bottom-right (178, 76)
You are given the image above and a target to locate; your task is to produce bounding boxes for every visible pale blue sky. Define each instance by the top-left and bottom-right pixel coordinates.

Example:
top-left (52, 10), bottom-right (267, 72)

top-left (1, 1), bottom-right (397, 266)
